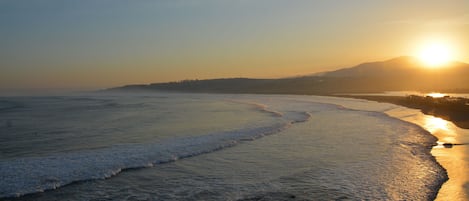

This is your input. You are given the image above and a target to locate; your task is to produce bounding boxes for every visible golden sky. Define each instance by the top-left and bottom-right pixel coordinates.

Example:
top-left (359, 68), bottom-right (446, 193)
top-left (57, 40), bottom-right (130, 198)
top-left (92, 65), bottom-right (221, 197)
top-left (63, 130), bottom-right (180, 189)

top-left (1, 0), bottom-right (468, 92)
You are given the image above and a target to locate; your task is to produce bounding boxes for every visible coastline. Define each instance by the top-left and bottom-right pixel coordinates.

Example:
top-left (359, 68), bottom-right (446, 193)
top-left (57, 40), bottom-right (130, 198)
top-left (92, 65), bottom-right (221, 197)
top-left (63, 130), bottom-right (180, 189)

top-left (337, 94), bottom-right (469, 200)
top-left (336, 95), bottom-right (469, 129)
top-left (1, 93), bottom-right (465, 200)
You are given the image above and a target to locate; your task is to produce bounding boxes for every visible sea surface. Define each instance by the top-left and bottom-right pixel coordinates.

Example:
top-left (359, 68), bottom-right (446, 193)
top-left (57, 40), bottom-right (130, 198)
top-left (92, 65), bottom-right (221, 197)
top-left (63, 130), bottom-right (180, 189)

top-left (337, 91), bottom-right (469, 200)
top-left (0, 93), bottom-right (450, 200)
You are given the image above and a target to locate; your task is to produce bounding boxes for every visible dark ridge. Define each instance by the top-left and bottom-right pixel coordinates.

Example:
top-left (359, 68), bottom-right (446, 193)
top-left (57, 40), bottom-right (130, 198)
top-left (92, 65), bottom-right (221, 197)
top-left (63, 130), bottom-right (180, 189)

top-left (105, 56), bottom-right (469, 95)
top-left (339, 95), bottom-right (469, 129)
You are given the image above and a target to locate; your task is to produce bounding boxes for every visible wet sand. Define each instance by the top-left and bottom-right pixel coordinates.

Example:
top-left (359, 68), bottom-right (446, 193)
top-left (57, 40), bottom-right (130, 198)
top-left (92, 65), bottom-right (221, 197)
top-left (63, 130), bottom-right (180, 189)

top-left (338, 95), bottom-right (469, 129)
top-left (342, 95), bottom-right (469, 201)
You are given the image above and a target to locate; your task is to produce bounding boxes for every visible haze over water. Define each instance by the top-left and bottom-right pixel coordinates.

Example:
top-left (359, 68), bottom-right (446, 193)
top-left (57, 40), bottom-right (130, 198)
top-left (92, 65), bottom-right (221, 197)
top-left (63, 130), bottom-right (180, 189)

top-left (1, 1), bottom-right (469, 200)
top-left (0, 93), bottom-right (447, 200)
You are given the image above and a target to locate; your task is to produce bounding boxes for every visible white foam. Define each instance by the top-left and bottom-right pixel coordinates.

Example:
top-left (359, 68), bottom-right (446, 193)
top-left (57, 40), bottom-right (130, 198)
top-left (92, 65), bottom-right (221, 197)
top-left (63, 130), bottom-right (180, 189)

top-left (0, 94), bottom-right (449, 199)
top-left (0, 120), bottom-right (299, 198)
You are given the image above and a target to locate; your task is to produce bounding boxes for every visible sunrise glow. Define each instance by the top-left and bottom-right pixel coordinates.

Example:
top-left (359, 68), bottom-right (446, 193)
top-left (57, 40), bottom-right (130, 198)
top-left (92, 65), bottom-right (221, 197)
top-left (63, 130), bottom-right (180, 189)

top-left (426, 92), bottom-right (447, 98)
top-left (417, 42), bottom-right (453, 67)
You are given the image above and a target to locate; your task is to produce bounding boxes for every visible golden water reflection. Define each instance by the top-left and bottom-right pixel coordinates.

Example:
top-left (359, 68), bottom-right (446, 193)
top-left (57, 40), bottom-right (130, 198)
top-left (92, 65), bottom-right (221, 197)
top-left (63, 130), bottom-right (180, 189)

top-left (426, 92), bottom-right (447, 98)
top-left (432, 145), bottom-right (469, 200)
top-left (386, 108), bottom-right (469, 200)
top-left (424, 116), bottom-right (456, 144)
top-left (425, 116), bottom-right (450, 133)
top-left (421, 116), bottom-right (469, 200)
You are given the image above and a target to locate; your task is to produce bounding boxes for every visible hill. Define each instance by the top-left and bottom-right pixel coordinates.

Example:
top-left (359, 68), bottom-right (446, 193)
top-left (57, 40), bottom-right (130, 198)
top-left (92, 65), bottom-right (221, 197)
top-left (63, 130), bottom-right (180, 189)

top-left (107, 56), bottom-right (469, 94)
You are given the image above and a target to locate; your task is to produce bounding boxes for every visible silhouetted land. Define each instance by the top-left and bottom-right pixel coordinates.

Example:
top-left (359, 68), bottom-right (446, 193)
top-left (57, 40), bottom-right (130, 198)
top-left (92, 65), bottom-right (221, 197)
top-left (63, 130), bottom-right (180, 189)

top-left (106, 56), bottom-right (469, 128)
top-left (109, 57), bottom-right (469, 94)
top-left (340, 95), bottom-right (469, 129)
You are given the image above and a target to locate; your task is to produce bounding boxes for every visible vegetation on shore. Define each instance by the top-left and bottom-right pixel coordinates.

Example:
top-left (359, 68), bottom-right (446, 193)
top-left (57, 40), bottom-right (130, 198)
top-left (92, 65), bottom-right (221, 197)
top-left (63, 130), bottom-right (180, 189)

top-left (341, 95), bottom-right (469, 129)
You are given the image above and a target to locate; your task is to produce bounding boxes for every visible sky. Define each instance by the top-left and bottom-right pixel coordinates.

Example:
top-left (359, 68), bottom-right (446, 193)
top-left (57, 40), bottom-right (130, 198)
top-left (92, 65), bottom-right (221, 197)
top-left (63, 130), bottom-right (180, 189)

top-left (1, 0), bottom-right (468, 92)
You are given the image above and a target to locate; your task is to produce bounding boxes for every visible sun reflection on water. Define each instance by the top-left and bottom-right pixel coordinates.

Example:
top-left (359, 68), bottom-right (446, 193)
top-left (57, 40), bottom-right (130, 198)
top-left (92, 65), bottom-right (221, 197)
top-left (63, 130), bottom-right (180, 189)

top-left (386, 108), bottom-right (468, 200)
top-left (423, 116), bottom-right (457, 147)
top-left (426, 92), bottom-right (447, 98)
top-left (424, 116), bottom-right (449, 133)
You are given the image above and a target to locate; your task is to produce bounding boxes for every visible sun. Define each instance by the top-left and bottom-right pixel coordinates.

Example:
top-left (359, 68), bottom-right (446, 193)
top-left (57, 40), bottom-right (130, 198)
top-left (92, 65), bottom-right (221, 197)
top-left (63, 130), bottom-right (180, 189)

top-left (417, 42), bottom-right (453, 67)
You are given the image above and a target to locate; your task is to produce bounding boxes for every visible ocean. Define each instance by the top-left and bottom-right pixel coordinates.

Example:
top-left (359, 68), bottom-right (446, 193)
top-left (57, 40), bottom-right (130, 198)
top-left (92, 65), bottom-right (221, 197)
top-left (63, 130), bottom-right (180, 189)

top-left (0, 93), bottom-right (448, 200)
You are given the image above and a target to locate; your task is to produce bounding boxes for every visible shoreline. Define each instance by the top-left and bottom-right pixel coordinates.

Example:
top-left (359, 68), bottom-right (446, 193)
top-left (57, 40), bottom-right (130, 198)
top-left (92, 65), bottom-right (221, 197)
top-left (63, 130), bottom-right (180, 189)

top-left (335, 94), bottom-right (469, 200)
top-left (336, 95), bottom-right (469, 129)
top-left (0, 93), bottom-right (464, 200)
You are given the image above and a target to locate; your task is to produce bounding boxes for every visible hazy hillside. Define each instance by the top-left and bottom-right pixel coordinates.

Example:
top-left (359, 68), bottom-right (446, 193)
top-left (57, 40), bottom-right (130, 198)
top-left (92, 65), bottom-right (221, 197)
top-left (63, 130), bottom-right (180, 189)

top-left (323, 56), bottom-right (422, 77)
top-left (108, 56), bottom-right (469, 94)
top-left (320, 56), bottom-right (469, 92)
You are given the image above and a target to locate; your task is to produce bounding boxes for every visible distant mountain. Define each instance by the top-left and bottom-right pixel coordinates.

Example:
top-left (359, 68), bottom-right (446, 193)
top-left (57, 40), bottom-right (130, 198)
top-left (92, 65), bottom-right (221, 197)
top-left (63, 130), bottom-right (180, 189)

top-left (323, 56), bottom-right (422, 77)
top-left (323, 56), bottom-right (469, 78)
top-left (107, 56), bottom-right (469, 94)
top-left (318, 56), bottom-right (469, 93)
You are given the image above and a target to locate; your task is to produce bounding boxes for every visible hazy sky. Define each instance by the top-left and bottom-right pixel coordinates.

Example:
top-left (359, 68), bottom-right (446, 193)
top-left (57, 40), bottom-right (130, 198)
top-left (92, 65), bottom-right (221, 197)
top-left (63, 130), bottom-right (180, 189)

top-left (1, 0), bottom-right (468, 92)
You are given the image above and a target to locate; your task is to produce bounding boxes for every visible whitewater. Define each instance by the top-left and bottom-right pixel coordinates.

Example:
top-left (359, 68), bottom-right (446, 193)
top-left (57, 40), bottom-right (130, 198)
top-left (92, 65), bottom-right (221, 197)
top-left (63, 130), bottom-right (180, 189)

top-left (0, 93), bottom-right (447, 200)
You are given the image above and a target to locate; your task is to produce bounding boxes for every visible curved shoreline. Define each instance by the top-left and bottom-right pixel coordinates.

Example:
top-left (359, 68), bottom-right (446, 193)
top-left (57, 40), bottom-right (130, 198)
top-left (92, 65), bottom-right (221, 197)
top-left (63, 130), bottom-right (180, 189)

top-left (390, 115), bottom-right (449, 201)
top-left (0, 94), bottom-right (457, 200)
top-left (337, 95), bottom-right (469, 129)
top-left (336, 94), bottom-right (468, 200)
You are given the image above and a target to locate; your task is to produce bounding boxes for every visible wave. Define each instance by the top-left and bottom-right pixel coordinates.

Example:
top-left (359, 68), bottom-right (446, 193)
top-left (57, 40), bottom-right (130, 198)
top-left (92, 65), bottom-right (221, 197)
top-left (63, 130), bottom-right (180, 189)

top-left (316, 99), bottom-right (448, 200)
top-left (0, 95), bottom-right (448, 200)
top-left (0, 100), bottom-right (24, 112)
top-left (226, 100), bottom-right (284, 117)
top-left (0, 111), bottom-right (310, 198)
top-left (283, 111), bottom-right (312, 123)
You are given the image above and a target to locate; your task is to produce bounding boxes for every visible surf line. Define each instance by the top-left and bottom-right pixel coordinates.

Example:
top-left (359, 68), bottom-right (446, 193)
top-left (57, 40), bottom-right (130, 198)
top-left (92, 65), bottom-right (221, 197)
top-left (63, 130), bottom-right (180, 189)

top-left (438, 142), bottom-right (468, 148)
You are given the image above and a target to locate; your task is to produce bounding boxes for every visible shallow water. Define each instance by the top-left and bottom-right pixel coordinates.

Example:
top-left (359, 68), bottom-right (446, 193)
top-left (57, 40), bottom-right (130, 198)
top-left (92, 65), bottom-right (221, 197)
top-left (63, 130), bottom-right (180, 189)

top-left (384, 107), bottom-right (469, 201)
top-left (341, 91), bottom-right (469, 98)
top-left (0, 93), bottom-right (448, 200)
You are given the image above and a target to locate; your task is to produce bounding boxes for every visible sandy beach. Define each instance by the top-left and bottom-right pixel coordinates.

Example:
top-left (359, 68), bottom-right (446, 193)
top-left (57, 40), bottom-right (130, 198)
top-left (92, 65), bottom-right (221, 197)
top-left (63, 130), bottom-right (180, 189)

top-left (342, 95), bottom-right (469, 200)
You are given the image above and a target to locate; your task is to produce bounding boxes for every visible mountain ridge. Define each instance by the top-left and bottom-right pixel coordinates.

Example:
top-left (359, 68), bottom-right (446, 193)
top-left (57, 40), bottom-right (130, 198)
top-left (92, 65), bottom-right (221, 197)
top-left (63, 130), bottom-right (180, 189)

top-left (106, 56), bottom-right (469, 94)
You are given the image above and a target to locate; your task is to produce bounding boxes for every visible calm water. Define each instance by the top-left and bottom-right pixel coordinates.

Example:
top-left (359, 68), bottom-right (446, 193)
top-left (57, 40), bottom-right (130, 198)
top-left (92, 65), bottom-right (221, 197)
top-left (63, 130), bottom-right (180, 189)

top-left (0, 93), bottom-right (448, 200)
